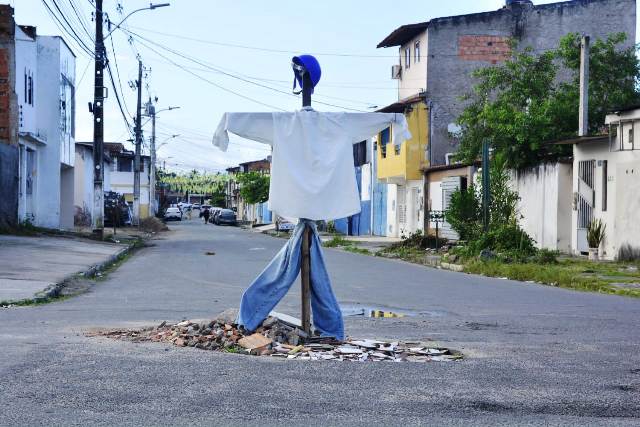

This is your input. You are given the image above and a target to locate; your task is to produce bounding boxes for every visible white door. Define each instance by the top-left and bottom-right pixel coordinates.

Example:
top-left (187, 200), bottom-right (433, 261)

top-left (397, 185), bottom-right (407, 234)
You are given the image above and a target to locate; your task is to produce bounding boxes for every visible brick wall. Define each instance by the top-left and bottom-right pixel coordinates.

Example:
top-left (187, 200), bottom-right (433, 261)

top-left (458, 35), bottom-right (511, 63)
top-left (0, 4), bottom-right (18, 228)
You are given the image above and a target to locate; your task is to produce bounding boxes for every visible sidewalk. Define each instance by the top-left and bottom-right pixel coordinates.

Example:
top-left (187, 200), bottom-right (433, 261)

top-left (0, 234), bottom-right (128, 304)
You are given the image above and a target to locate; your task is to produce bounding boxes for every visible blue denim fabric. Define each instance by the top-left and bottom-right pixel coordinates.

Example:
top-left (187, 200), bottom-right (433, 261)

top-left (236, 219), bottom-right (344, 340)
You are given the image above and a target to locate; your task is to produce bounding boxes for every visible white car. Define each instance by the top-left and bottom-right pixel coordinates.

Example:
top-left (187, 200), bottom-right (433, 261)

top-left (164, 207), bottom-right (182, 221)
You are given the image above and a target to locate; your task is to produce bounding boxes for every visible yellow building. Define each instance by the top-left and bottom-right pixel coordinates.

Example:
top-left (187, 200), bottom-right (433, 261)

top-left (376, 94), bottom-right (429, 237)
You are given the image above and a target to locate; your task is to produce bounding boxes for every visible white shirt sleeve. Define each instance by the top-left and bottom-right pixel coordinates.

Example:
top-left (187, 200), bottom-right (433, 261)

top-left (345, 113), bottom-right (412, 145)
top-left (212, 112), bottom-right (274, 152)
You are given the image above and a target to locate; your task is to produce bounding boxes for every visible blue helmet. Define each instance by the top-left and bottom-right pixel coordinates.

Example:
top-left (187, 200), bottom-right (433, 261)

top-left (292, 54), bottom-right (321, 93)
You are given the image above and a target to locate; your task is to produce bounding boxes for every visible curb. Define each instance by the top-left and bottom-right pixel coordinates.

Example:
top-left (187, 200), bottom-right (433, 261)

top-left (2, 241), bottom-right (139, 306)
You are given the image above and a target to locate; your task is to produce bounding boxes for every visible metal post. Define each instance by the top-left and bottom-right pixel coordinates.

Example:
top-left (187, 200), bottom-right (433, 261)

top-left (482, 139), bottom-right (490, 231)
top-left (92, 0), bottom-right (105, 238)
top-left (133, 60), bottom-right (143, 226)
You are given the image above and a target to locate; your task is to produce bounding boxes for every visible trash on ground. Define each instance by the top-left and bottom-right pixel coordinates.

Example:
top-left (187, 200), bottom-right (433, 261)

top-left (88, 311), bottom-right (462, 363)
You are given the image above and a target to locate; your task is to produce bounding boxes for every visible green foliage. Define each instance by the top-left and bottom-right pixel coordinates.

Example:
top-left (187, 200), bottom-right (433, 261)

top-left (556, 32), bottom-right (640, 134)
top-left (393, 229), bottom-right (448, 250)
top-left (236, 172), bottom-right (270, 205)
top-left (445, 184), bottom-right (481, 241)
top-left (324, 236), bottom-right (350, 247)
top-left (468, 224), bottom-right (536, 262)
top-left (533, 249), bottom-right (560, 264)
top-left (445, 162), bottom-right (535, 260)
top-left (456, 33), bottom-right (640, 169)
top-left (159, 170), bottom-right (228, 195)
top-left (587, 218), bottom-right (606, 248)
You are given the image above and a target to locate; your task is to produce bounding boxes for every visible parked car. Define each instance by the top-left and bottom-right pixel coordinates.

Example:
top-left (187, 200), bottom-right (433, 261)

top-left (215, 209), bottom-right (237, 226)
top-left (192, 203), bottom-right (201, 210)
top-left (276, 217), bottom-right (295, 231)
top-left (164, 207), bottom-right (182, 221)
top-left (199, 205), bottom-right (212, 218)
top-left (209, 207), bottom-right (223, 223)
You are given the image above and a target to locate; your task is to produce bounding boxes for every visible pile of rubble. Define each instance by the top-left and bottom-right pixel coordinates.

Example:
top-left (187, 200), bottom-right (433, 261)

top-left (90, 311), bottom-right (461, 363)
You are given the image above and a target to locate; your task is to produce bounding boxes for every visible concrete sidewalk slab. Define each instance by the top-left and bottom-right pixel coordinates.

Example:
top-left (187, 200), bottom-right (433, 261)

top-left (0, 234), bottom-right (127, 303)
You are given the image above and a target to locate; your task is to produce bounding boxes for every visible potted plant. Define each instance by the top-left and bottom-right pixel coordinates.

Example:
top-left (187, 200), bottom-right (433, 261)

top-left (587, 219), bottom-right (606, 261)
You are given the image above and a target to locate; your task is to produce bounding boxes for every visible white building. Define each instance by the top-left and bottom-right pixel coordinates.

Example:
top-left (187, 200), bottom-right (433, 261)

top-left (74, 142), bottom-right (112, 226)
top-left (105, 143), bottom-right (151, 219)
top-left (568, 107), bottom-right (640, 260)
top-left (16, 25), bottom-right (75, 229)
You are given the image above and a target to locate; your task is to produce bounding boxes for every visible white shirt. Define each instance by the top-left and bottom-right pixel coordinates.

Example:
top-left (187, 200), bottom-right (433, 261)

top-left (212, 110), bottom-right (411, 221)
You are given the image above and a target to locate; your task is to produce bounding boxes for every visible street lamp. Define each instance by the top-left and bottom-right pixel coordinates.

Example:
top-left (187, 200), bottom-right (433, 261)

top-left (157, 134), bottom-right (180, 151)
top-left (104, 3), bottom-right (171, 40)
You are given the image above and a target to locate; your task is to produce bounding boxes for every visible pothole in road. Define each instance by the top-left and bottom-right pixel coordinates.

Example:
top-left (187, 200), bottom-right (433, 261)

top-left (341, 303), bottom-right (448, 318)
top-left (87, 310), bottom-right (462, 363)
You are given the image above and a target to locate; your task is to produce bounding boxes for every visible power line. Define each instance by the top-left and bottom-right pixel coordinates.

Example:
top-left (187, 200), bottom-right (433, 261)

top-left (107, 33), bottom-right (133, 119)
top-left (129, 25), bottom-right (398, 58)
top-left (49, 0), bottom-right (95, 54)
top-left (123, 34), bottom-right (286, 111)
top-left (39, 0), bottom-right (94, 58)
top-left (123, 28), bottom-right (368, 112)
top-left (66, 0), bottom-right (94, 42)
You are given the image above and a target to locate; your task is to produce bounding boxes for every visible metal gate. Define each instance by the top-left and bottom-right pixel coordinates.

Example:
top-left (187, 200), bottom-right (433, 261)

top-left (441, 177), bottom-right (461, 240)
top-left (577, 159), bottom-right (595, 253)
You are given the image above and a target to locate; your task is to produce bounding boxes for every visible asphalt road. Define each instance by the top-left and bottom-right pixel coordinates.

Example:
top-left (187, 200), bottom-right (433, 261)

top-left (1, 219), bottom-right (639, 426)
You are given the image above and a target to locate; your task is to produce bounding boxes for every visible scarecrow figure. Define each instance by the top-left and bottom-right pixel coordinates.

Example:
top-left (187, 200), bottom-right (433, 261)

top-left (212, 55), bottom-right (410, 340)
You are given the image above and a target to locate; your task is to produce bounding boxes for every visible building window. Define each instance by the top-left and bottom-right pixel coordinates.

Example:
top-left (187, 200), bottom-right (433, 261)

top-left (404, 47), bottom-right (410, 69)
top-left (28, 74), bottom-right (33, 105)
top-left (602, 160), bottom-right (608, 211)
top-left (118, 158), bottom-right (133, 172)
top-left (380, 128), bottom-right (390, 158)
top-left (353, 140), bottom-right (367, 167)
top-left (414, 41), bottom-right (420, 63)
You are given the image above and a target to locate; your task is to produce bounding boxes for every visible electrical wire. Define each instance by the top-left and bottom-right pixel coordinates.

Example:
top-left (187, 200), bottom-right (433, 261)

top-left (49, 0), bottom-right (95, 55)
top-left (66, 0), bottom-right (94, 42)
top-left (123, 28), bottom-right (368, 112)
top-left (39, 0), bottom-right (94, 59)
top-left (107, 33), bottom-right (133, 119)
top-left (129, 25), bottom-right (398, 58)
top-left (123, 34), bottom-right (286, 111)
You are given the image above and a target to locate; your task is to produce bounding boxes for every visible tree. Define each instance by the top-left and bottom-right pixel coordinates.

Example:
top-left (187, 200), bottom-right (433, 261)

top-left (455, 33), bottom-right (640, 169)
top-left (236, 172), bottom-right (269, 205)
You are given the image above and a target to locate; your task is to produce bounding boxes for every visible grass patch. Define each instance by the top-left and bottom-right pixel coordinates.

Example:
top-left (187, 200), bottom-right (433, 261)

top-left (323, 236), bottom-right (350, 248)
top-left (323, 236), bottom-right (371, 255)
top-left (464, 258), bottom-right (640, 298)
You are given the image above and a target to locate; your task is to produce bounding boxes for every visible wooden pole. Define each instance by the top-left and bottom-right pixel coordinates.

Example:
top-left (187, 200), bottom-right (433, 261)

top-left (299, 70), bottom-right (313, 335)
top-left (301, 226), bottom-right (311, 334)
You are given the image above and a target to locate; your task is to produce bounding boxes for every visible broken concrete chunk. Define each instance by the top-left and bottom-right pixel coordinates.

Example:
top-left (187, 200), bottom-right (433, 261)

top-left (237, 333), bottom-right (272, 350)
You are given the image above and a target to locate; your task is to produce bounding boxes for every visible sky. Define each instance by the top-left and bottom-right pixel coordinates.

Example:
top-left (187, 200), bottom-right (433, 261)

top-left (7, 0), bottom-right (639, 173)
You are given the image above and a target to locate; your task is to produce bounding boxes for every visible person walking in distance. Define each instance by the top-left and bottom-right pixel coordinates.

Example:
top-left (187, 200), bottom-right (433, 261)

top-left (203, 207), bottom-right (210, 224)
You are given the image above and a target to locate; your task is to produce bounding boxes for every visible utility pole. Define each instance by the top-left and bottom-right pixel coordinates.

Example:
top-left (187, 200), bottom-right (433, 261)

top-left (133, 60), bottom-right (143, 226)
top-left (92, 0), bottom-right (105, 238)
top-left (579, 35), bottom-right (590, 137)
top-left (146, 98), bottom-right (157, 217)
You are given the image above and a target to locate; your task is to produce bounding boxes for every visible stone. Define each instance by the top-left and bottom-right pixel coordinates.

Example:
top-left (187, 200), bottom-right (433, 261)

top-left (479, 249), bottom-right (497, 261)
top-left (237, 333), bottom-right (272, 350)
top-left (215, 308), bottom-right (239, 325)
top-left (448, 254), bottom-right (458, 263)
